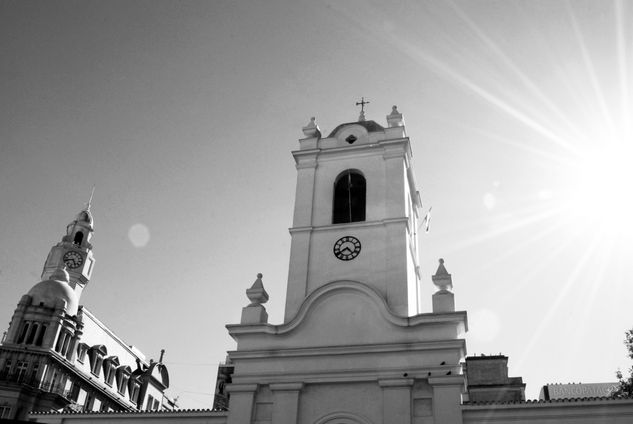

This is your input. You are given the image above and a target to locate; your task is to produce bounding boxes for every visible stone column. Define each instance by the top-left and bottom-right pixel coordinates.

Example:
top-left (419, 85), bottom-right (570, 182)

top-left (428, 375), bottom-right (464, 424)
top-left (379, 378), bottom-right (413, 424)
top-left (226, 384), bottom-right (257, 424)
top-left (270, 383), bottom-right (303, 424)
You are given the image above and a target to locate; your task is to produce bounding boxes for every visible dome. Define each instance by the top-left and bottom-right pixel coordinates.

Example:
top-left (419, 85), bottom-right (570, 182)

top-left (27, 269), bottom-right (79, 316)
top-left (75, 207), bottom-right (94, 226)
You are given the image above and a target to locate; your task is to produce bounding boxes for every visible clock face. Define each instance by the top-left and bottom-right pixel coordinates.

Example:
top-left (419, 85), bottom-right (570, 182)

top-left (333, 236), bottom-right (361, 261)
top-left (63, 251), bottom-right (84, 269)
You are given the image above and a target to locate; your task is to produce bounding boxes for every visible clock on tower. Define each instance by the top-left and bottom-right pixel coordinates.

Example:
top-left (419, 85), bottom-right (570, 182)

top-left (41, 203), bottom-right (96, 300)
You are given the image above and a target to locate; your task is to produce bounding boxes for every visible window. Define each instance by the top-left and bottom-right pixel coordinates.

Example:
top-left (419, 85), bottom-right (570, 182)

top-left (30, 362), bottom-right (39, 381)
top-left (73, 231), bottom-right (84, 245)
top-left (35, 324), bottom-right (47, 346)
top-left (3, 359), bottom-right (12, 375)
top-left (129, 379), bottom-right (140, 404)
top-left (146, 395), bottom-right (154, 411)
top-left (15, 361), bottom-right (28, 380)
top-left (17, 322), bottom-right (30, 344)
top-left (116, 366), bottom-right (131, 395)
top-left (77, 343), bottom-right (88, 363)
top-left (0, 406), bottom-right (11, 419)
top-left (332, 170), bottom-right (366, 224)
top-left (88, 345), bottom-right (107, 377)
top-left (103, 357), bottom-right (119, 386)
top-left (26, 323), bottom-right (39, 345)
top-left (91, 356), bottom-right (103, 376)
top-left (83, 393), bottom-right (94, 411)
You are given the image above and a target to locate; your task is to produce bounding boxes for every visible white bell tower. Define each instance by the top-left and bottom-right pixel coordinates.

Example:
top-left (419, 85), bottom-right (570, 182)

top-left (284, 105), bottom-right (422, 321)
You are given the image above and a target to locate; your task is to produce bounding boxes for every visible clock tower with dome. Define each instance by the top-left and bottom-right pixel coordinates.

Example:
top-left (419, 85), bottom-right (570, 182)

top-left (0, 205), bottom-right (175, 420)
top-left (40, 202), bottom-right (95, 300)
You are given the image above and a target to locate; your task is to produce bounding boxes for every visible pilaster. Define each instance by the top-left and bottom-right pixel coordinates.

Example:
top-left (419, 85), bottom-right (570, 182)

top-left (226, 384), bottom-right (257, 424)
top-left (379, 378), bottom-right (413, 424)
top-left (270, 383), bottom-right (303, 424)
top-left (429, 375), bottom-right (465, 424)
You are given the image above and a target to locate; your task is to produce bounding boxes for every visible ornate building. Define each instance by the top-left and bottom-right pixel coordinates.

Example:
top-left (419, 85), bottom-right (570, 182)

top-left (18, 105), bottom-right (633, 423)
top-left (0, 204), bottom-right (175, 420)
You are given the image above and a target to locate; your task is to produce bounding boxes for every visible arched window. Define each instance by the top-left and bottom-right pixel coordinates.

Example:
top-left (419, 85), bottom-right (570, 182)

top-left (333, 170), bottom-right (366, 224)
top-left (17, 322), bottom-right (30, 344)
top-left (35, 324), bottom-right (47, 346)
top-left (73, 231), bottom-right (84, 245)
top-left (26, 323), bottom-right (39, 345)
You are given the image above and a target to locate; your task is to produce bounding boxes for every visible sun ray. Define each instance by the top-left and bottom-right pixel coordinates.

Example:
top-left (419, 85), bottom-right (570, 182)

top-left (476, 217), bottom-right (561, 277)
top-left (460, 121), bottom-right (574, 165)
top-left (392, 35), bottom-right (579, 154)
top-left (449, 205), bottom-right (561, 253)
top-left (565, 0), bottom-right (618, 138)
top-left (615, 0), bottom-right (631, 132)
top-left (514, 233), bottom-right (601, 370)
top-left (446, 0), bottom-right (588, 144)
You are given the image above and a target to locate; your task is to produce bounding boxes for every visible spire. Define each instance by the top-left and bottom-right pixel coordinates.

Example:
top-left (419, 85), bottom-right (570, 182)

top-left (86, 185), bottom-right (95, 212)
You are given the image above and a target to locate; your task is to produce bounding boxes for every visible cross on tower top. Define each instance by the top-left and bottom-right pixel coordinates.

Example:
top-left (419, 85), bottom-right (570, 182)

top-left (355, 97), bottom-right (370, 121)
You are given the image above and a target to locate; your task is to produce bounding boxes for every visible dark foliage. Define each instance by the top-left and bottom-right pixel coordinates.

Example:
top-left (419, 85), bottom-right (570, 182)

top-left (613, 329), bottom-right (633, 397)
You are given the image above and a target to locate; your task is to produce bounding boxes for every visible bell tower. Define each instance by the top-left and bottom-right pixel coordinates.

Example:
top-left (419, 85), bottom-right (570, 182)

top-left (40, 201), bottom-right (95, 300)
top-left (284, 105), bottom-right (422, 321)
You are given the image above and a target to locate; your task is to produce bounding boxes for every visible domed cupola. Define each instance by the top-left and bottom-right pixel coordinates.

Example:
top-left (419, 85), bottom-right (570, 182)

top-left (28, 266), bottom-right (79, 316)
top-left (65, 203), bottom-right (94, 247)
top-left (75, 207), bottom-right (94, 227)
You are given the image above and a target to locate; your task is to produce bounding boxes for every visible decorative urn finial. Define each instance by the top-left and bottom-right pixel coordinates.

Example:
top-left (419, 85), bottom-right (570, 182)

top-left (432, 258), bottom-right (453, 292)
top-left (387, 105), bottom-right (404, 127)
top-left (302, 117), bottom-right (321, 138)
top-left (246, 273), bottom-right (269, 306)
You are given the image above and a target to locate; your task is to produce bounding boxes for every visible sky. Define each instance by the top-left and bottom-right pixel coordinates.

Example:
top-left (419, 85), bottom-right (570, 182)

top-left (1, 0), bottom-right (632, 408)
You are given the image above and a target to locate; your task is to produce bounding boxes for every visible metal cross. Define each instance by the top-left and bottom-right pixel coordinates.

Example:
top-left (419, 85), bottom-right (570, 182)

top-left (355, 97), bottom-right (370, 113)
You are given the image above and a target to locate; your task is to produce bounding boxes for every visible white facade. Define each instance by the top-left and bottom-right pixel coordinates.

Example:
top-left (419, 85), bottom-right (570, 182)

top-left (26, 105), bottom-right (633, 424)
top-left (225, 107), bottom-right (469, 424)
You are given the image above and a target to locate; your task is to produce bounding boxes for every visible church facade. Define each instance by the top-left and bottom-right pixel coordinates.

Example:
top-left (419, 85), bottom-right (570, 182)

top-left (15, 105), bottom-right (633, 423)
top-left (0, 205), bottom-right (175, 421)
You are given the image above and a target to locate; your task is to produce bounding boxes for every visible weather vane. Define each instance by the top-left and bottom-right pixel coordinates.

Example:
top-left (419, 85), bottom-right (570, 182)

top-left (355, 97), bottom-right (370, 121)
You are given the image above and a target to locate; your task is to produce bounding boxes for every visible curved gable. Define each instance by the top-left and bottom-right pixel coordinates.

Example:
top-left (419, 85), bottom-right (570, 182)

top-left (228, 280), bottom-right (467, 352)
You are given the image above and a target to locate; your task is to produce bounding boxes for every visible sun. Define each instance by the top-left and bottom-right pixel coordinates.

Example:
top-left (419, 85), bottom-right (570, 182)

top-left (558, 135), bottom-right (633, 238)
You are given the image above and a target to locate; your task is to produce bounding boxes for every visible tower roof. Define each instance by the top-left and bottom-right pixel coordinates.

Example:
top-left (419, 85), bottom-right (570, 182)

top-left (327, 120), bottom-right (385, 138)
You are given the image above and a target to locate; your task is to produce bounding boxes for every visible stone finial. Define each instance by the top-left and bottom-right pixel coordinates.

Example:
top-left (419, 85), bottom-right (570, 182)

top-left (387, 105), bottom-right (404, 127)
top-left (302, 117), bottom-right (321, 138)
top-left (432, 258), bottom-right (453, 292)
top-left (246, 273), bottom-right (269, 306)
top-left (358, 109), bottom-right (366, 122)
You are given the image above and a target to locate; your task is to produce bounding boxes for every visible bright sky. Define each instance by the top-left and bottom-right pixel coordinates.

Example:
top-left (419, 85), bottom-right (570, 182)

top-left (1, 0), bottom-right (632, 408)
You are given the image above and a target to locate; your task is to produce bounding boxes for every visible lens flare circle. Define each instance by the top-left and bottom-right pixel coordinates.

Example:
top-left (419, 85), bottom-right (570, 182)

top-left (128, 223), bottom-right (151, 248)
